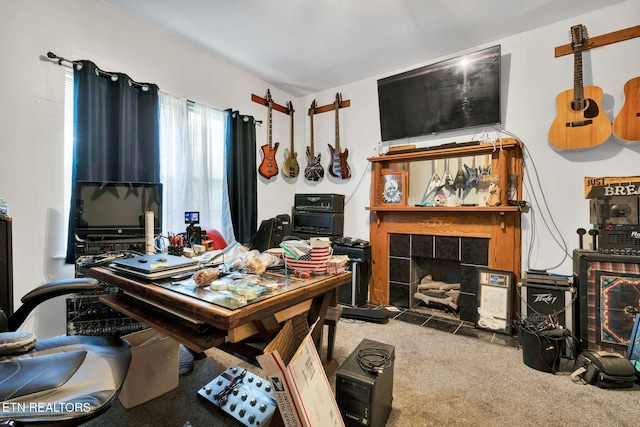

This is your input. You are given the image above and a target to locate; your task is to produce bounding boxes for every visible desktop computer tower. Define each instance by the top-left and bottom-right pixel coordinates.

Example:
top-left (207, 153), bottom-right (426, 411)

top-left (336, 339), bottom-right (394, 427)
top-left (332, 244), bottom-right (371, 307)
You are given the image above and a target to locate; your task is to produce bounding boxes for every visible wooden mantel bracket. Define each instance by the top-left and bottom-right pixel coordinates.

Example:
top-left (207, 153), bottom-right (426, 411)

top-left (311, 99), bottom-right (351, 115)
top-left (251, 93), bottom-right (291, 115)
top-left (555, 25), bottom-right (640, 57)
top-left (251, 92), bottom-right (351, 116)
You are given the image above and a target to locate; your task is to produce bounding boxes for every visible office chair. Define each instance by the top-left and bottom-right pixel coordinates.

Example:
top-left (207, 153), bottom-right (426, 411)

top-left (0, 278), bottom-right (132, 426)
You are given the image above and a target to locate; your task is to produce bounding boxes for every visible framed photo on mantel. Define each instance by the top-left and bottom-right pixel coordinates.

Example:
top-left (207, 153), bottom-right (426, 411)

top-left (380, 171), bottom-right (407, 205)
top-left (476, 268), bottom-right (514, 335)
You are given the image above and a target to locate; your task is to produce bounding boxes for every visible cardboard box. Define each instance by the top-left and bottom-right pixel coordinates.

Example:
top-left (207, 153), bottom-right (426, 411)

top-left (119, 328), bottom-right (180, 409)
top-left (257, 315), bottom-right (344, 427)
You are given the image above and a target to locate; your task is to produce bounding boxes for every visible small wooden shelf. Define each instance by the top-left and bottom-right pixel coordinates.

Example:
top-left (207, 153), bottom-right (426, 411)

top-left (369, 139), bottom-right (521, 163)
top-left (366, 205), bottom-right (520, 212)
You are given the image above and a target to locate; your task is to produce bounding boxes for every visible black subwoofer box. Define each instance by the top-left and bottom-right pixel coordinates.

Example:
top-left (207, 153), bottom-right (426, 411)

top-left (332, 244), bottom-right (371, 307)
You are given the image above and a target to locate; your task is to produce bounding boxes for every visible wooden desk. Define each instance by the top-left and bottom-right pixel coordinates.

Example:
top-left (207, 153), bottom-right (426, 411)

top-left (80, 266), bottom-right (351, 362)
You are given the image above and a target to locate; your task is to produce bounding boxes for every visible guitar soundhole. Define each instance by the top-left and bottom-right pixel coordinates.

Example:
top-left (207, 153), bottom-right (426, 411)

top-left (571, 99), bottom-right (587, 111)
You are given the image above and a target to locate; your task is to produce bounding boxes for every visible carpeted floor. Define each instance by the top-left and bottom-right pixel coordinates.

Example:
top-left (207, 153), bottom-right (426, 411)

top-left (83, 315), bottom-right (640, 427)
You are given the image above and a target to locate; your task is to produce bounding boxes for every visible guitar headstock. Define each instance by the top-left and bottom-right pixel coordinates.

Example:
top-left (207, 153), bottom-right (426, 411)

top-left (265, 89), bottom-right (273, 107)
top-left (334, 92), bottom-right (343, 109)
top-left (287, 100), bottom-right (294, 116)
top-left (570, 24), bottom-right (588, 51)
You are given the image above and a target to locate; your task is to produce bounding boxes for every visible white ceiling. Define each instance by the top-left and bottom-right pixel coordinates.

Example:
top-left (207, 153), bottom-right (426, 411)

top-left (104, 0), bottom-right (624, 97)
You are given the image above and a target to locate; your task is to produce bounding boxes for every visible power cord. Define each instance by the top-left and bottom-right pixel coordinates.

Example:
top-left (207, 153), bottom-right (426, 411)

top-left (357, 347), bottom-right (392, 375)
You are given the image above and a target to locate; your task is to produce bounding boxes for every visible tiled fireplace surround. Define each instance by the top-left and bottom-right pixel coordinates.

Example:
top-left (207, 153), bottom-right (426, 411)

top-left (388, 233), bottom-right (489, 323)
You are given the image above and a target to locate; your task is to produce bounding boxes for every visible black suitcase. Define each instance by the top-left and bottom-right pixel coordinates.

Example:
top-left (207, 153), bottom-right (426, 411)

top-left (572, 350), bottom-right (637, 389)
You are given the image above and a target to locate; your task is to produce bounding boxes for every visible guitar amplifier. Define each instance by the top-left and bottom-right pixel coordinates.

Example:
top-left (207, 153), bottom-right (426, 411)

top-left (292, 212), bottom-right (343, 236)
top-left (294, 193), bottom-right (344, 213)
top-left (597, 224), bottom-right (640, 255)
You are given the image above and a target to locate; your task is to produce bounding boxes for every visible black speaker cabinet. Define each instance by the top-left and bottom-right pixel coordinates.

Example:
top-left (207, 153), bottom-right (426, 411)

top-left (0, 217), bottom-right (13, 316)
top-left (573, 249), bottom-right (640, 353)
top-left (333, 244), bottom-right (371, 307)
top-left (520, 283), bottom-right (576, 335)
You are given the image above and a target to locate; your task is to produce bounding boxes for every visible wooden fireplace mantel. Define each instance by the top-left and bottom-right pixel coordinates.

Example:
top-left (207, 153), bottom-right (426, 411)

top-left (367, 139), bottom-right (523, 305)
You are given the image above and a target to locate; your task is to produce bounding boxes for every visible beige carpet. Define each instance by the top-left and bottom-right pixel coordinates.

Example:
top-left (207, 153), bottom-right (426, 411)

top-left (328, 318), bottom-right (639, 427)
top-left (84, 316), bottom-right (640, 426)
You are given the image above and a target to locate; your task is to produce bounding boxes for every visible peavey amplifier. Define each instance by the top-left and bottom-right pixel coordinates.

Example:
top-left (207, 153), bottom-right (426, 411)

top-left (520, 278), bottom-right (576, 356)
top-left (294, 193), bottom-right (345, 213)
top-left (597, 224), bottom-right (640, 255)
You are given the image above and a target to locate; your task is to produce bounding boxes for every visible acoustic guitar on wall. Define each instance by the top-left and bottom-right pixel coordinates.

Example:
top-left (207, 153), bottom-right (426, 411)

top-left (304, 99), bottom-right (324, 181)
top-left (258, 90), bottom-right (280, 179)
top-left (613, 76), bottom-right (640, 142)
top-left (282, 101), bottom-right (300, 178)
top-left (328, 92), bottom-right (351, 179)
top-left (548, 24), bottom-right (611, 150)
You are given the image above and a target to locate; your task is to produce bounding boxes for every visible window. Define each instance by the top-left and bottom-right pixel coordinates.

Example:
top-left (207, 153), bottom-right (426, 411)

top-left (64, 72), bottom-right (234, 251)
top-left (159, 93), bottom-right (234, 241)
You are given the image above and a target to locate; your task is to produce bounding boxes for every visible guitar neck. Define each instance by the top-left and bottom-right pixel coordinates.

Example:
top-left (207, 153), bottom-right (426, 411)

top-left (574, 49), bottom-right (584, 102)
top-left (289, 105), bottom-right (294, 151)
top-left (268, 103), bottom-right (273, 150)
top-left (335, 102), bottom-right (340, 151)
top-left (309, 110), bottom-right (315, 156)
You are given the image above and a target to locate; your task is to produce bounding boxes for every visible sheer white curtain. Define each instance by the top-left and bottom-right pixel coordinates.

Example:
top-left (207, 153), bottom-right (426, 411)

top-left (159, 92), bottom-right (235, 244)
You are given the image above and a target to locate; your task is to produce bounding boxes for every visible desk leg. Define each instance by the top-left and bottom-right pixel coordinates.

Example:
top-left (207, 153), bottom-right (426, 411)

top-left (307, 288), bottom-right (336, 350)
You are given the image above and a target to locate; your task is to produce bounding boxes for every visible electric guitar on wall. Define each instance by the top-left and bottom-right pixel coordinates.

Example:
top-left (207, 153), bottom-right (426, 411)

top-left (548, 24), bottom-right (612, 150)
top-left (441, 158), bottom-right (455, 196)
top-left (282, 101), bottom-right (300, 177)
top-left (328, 93), bottom-right (351, 179)
top-left (421, 159), bottom-right (443, 203)
top-left (478, 154), bottom-right (491, 176)
top-left (258, 90), bottom-right (280, 179)
top-left (453, 157), bottom-right (467, 197)
top-left (463, 155), bottom-right (480, 191)
top-left (613, 76), bottom-right (640, 142)
top-left (304, 99), bottom-right (324, 181)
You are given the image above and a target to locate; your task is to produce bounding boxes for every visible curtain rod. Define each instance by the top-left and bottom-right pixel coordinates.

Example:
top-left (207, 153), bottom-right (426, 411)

top-left (45, 51), bottom-right (151, 91)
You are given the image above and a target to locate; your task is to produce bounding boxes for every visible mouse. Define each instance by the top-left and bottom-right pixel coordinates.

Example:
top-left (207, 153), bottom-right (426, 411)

top-left (138, 259), bottom-right (148, 263)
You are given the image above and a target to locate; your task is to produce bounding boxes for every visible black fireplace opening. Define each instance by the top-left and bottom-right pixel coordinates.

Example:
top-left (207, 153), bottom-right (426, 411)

top-left (388, 233), bottom-right (489, 323)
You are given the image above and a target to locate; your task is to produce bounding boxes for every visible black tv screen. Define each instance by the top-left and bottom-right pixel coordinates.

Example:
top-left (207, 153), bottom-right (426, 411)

top-left (378, 45), bottom-right (501, 142)
top-left (75, 181), bottom-right (162, 238)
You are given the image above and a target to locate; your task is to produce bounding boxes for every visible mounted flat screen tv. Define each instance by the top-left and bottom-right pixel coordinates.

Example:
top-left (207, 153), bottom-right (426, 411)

top-left (378, 45), bottom-right (501, 142)
top-left (75, 181), bottom-right (162, 239)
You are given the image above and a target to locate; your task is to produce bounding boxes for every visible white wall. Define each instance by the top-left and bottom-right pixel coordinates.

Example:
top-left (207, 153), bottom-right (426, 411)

top-left (1, 0), bottom-right (639, 335)
top-left (297, 0), bottom-right (640, 276)
top-left (0, 0), bottom-right (296, 336)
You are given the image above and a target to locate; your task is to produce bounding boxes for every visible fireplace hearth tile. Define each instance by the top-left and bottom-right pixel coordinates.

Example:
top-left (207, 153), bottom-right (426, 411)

top-left (423, 316), bottom-right (460, 334)
top-left (396, 309), bottom-right (519, 347)
top-left (396, 311), bottom-right (428, 325)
